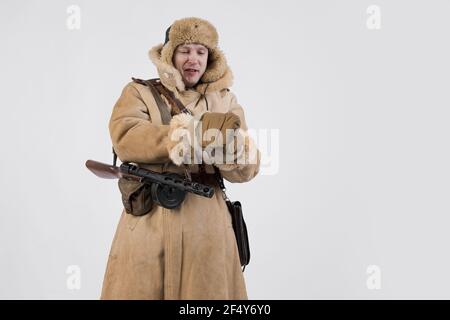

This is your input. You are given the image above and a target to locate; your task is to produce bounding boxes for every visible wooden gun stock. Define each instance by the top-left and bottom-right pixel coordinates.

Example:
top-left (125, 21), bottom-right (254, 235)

top-left (85, 159), bottom-right (139, 181)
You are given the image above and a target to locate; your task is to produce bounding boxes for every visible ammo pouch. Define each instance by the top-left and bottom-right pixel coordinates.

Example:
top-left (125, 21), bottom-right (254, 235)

top-left (118, 177), bottom-right (153, 216)
top-left (113, 146), bottom-right (154, 216)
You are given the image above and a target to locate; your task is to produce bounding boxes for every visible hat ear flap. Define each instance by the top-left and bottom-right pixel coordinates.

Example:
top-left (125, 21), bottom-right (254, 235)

top-left (161, 41), bottom-right (175, 67)
top-left (201, 48), bottom-right (228, 83)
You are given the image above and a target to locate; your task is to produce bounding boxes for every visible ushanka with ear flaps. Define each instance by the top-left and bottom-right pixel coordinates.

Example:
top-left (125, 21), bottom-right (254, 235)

top-left (148, 17), bottom-right (234, 95)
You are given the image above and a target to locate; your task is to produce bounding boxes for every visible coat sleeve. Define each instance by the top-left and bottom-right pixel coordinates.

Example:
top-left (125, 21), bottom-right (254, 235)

top-left (218, 91), bottom-right (261, 183)
top-left (109, 82), bottom-right (171, 163)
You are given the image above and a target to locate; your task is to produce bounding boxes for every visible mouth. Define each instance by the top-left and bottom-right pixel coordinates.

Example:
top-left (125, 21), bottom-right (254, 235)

top-left (184, 68), bottom-right (199, 75)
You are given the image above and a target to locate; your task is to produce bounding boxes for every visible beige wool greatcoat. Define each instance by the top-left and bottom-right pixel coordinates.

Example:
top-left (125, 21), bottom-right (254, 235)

top-left (100, 41), bottom-right (260, 300)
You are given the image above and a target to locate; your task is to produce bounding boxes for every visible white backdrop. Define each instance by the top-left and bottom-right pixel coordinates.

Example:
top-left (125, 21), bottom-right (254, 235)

top-left (1, 0), bottom-right (450, 299)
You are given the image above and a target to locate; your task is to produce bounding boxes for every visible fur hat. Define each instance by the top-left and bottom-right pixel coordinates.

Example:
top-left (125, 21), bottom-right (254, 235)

top-left (163, 17), bottom-right (218, 50)
top-left (149, 17), bottom-right (233, 95)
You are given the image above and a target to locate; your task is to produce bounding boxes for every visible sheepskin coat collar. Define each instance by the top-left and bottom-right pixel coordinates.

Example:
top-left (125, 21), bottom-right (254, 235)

top-left (148, 43), bottom-right (234, 100)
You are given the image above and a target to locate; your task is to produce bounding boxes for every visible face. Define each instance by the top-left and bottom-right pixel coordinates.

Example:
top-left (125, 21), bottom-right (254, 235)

top-left (172, 43), bottom-right (208, 88)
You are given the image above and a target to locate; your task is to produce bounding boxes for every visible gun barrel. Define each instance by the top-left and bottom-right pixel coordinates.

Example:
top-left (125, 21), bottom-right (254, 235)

top-left (120, 163), bottom-right (214, 198)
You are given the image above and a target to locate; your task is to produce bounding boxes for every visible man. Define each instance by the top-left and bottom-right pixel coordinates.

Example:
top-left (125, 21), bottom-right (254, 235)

top-left (101, 17), bottom-right (260, 300)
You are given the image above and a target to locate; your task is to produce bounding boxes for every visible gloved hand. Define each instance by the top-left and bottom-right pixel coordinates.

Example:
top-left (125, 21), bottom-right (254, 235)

top-left (216, 130), bottom-right (259, 171)
top-left (166, 113), bottom-right (198, 166)
top-left (199, 112), bottom-right (241, 148)
top-left (166, 112), bottom-right (242, 166)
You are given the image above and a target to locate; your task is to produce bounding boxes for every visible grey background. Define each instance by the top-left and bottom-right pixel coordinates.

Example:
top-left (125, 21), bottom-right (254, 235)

top-left (1, 0), bottom-right (449, 299)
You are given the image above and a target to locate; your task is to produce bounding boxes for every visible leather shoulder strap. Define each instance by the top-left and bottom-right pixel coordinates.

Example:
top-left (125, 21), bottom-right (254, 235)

top-left (131, 77), bottom-right (172, 125)
top-left (147, 79), bottom-right (192, 116)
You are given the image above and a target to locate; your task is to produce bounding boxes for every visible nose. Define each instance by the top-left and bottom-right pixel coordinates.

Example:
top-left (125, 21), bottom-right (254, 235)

top-left (186, 51), bottom-right (200, 64)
